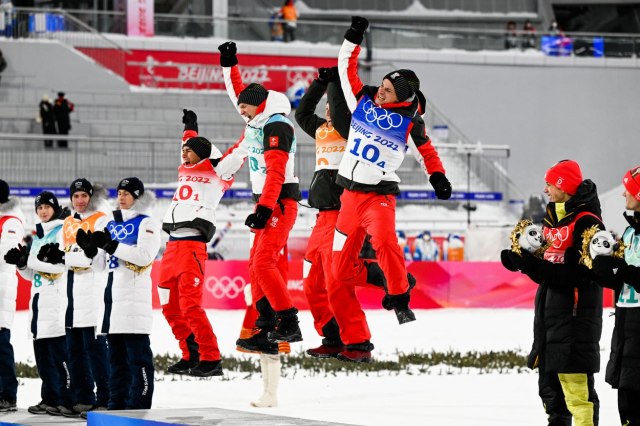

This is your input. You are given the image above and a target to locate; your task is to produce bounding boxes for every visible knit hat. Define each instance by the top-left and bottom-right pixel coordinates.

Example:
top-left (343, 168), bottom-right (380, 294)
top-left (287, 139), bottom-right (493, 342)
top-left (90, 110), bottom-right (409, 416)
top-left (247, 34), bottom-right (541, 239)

top-left (70, 178), bottom-right (94, 198)
top-left (184, 136), bottom-right (212, 160)
top-left (35, 191), bottom-right (60, 213)
top-left (544, 160), bottom-right (583, 195)
top-left (0, 180), bottom-right (8, 203)
top-left (383, 69), bottom-right (420, 102)
top-left (237, 83), bottom-right (269, 106)
top-left (117, 177), bottom-right (144, 199)
top-left (623, 166), bottom-right (640, 202)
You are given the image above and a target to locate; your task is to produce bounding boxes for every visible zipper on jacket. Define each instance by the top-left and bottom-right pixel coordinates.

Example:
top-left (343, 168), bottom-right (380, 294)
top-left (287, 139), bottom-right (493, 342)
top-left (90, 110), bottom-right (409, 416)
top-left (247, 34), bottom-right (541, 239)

top-left (572, 287), bottom-right (578, 317)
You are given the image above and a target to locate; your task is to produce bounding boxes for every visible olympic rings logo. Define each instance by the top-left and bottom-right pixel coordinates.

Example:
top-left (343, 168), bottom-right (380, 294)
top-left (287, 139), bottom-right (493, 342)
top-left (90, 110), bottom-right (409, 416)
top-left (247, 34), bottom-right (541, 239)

top-left (362, 100), bottom-right (403, 130)
top-left (63, 221), bottom-right (90, 240)
top-left (205, 276), bottom-right (246, 299)
top-left (108, 223), bottom-right (135, 241)
top-left (286, 71), bottom-right (315, 86)
top-left (316, 125), bottom-right (331, 140)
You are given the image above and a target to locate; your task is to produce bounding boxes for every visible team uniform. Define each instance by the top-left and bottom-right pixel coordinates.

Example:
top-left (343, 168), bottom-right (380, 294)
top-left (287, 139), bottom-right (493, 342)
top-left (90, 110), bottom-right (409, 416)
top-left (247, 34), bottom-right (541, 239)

top-left (62, 201), bottom-right (111, 411)
top-left (99, 198), bottom-right (160, 409)
top-left (159, 127), bottom-right (246, 375)
top-left (592, 168), bottom-right (640, 426)
top-left (331, 21), bottom-right (448, 359)
top-left (502, 161), bottom-right (603, 426)
top-left (221, 59), bottom-right (302, 343)
top-left (18, 211), bottom-right (73, 414)
top-left (0, 191), bottom-right (25, 411)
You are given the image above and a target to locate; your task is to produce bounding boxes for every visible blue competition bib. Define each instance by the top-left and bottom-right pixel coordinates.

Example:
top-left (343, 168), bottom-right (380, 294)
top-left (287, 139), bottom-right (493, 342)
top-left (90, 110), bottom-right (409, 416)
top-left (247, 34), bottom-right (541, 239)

top-left (345, 95), bottom-right (413, 173)
top-left (30, 224), bottom-right (62, 255)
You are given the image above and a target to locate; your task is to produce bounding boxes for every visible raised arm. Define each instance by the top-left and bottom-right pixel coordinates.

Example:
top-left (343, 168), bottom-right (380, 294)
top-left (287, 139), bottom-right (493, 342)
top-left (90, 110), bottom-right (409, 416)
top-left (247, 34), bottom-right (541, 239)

top-left (327, 75), bottom-right (352, 139)
top-left (338, 16), bottom-right (369, 112)
top-left (294, 71), bottom-right (329, 139)
top-left (213, 131), bottom-right (249, 180)
top-left (218, 41), bottom-right (246, 118)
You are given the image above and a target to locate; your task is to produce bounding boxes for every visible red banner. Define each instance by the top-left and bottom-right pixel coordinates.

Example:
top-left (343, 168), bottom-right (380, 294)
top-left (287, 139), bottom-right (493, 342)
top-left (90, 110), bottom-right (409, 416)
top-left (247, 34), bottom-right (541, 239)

top-left (77, 48), bottom-right (336, 92)
top-left (15, 261), bottom-right (615, 311)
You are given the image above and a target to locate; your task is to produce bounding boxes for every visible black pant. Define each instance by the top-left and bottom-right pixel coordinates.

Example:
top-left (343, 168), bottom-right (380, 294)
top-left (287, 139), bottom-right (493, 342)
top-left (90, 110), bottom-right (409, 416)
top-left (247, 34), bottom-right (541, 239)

top-left (539, 371), bottom-right (599, 425)
top-left (107, 334), bottom-right (154, 410)
top-left (66, 328), bottom-right (110, 406)
top-left (0, 328), bottom-right (17, 403)
top-left (619, 388), bottom-right (640, 425)
top-left (34, 336), bottom-right (73, 407)
top-left (284, 24), bottom-right (295, 42)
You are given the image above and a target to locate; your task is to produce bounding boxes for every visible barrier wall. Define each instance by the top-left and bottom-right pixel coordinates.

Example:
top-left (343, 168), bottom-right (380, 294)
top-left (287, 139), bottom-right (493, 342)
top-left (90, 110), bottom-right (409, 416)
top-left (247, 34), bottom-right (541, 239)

top-left (15, 260), bottom-right (615, 310)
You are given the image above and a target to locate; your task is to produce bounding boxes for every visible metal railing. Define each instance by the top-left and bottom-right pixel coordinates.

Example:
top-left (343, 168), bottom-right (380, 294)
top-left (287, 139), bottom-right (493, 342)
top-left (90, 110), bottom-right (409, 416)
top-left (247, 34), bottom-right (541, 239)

top-left (0, 132), bottom-right (511, 202)
top-left (0, 7), bottom-right (130, 77)
top-left (2, 7), bottom-right (639, 57)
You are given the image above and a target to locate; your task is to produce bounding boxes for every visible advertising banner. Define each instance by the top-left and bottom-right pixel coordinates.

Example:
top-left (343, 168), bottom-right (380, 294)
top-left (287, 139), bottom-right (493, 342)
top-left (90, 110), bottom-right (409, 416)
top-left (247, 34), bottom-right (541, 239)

top-left (15, 261), bottom-right (615, 311)
top-left (127, 0), bottom-right (154, 37)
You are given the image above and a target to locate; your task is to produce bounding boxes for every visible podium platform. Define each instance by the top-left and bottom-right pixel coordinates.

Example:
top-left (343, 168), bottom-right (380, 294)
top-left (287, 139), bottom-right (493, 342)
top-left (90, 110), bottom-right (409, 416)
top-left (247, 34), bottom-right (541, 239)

top-left (0, 407), bottom-right (350, 426)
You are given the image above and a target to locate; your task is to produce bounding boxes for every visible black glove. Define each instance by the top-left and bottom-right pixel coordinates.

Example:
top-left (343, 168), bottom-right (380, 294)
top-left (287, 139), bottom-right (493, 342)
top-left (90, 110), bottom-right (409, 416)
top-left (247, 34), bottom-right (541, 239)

top-left (76, 228), bottom-right (98, 259)
top-left (317, 66), bottom-right (338, 85)
top-left (4, 244), bottom-right (28, 268)
top-left (91, 229), bottom-right (119, 255)
top-left (429, 172), bottom-right (452, 200)
top-left (182, 109), bottom-right (198, 132)
top-left (345, 16), bottom-right (369, 45)
top-left (592, 255), bottom-right (628, 290)
top-left (218, 41), bottom-right (238, 67)
top-left (245, 205), bottom-right (273, 230)
top-left (500, 249), bottom-right (519, 272)
top-left (37, 242), bottom-right (65, 265)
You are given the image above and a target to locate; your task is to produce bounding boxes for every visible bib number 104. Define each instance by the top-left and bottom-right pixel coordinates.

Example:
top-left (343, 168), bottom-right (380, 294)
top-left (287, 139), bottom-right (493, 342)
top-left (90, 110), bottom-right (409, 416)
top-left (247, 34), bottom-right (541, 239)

top-left (349, 138), bottom-right (386, 168)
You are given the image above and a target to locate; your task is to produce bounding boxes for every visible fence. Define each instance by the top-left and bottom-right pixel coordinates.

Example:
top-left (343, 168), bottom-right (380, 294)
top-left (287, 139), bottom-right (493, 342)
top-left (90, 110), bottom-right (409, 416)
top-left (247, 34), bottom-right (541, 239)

top-left (0, 132), bottom-right (511, 202)
top-left (2, 7), bottom-right (639, 57)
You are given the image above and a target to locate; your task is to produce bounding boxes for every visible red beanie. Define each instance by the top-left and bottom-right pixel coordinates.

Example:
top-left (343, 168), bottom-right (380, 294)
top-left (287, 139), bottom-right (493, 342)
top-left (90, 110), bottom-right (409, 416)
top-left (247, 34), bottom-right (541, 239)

top-left (544, 160), bottom-right (583, 195)
top-left (623, 166), bottom-right (640, 201)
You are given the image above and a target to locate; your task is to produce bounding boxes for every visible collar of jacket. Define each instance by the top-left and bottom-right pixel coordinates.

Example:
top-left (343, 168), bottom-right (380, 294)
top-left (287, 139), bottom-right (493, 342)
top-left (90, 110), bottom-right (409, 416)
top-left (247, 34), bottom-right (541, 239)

top-left (543, 179), bottom-right (601, 228)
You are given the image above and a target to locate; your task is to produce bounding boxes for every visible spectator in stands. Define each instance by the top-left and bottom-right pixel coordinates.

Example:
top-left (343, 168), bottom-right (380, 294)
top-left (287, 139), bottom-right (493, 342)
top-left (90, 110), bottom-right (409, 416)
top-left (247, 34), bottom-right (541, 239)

top-left (53, 92), bottom-right (74, 149)
top-left (396, 230), bottom-right (412, 261)
top-left (280, 0), bottom-right (298, 43)
top-left (6, 191), bottom-right (73, 416)
top-left (504, 21), bottom-right (518, 50)
top-left (548, 20), bottom-right (561, 36)
top-left (501, 159), bottom-right (603, 426)
top-left (413, 231), bottom-right (440, 261)
top-left (522, 19), bottom-right (537, 49)
top-left (591, 166), bottom-right (640, 426)
top-left (443, 233), bottom-right (464, 261)
top-left (0, 179), bottom-right (25, 413)
top-left (38, 94), bottom-right (57, 149)
top-left (269, 11), bottom-right (284, 42)
top-left (0, 48), bottom-right (6, 86)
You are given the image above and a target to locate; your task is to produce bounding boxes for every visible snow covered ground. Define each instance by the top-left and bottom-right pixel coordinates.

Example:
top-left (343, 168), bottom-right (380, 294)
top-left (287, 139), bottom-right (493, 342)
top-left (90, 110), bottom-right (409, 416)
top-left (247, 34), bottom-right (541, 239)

top-left (10, 308), bottom-right (620, 425)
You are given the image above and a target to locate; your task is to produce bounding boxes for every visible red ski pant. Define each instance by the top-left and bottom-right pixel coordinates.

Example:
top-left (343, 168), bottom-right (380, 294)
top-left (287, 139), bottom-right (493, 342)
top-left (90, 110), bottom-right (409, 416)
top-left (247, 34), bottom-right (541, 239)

top-left (249, 199), bottom-right (298, 312)
top-left (158, 240), bottom-right (221, 361)
top-left (329, 190), bottom-right (409, 345)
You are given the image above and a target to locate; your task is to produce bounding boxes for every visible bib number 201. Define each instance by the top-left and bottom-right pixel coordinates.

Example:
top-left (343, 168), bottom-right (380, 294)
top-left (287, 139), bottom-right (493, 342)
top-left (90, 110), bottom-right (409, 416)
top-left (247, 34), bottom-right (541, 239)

top-left (349, 138), bottom-right (386, 168)
top-left (173, 185), bottom-right (200, 201)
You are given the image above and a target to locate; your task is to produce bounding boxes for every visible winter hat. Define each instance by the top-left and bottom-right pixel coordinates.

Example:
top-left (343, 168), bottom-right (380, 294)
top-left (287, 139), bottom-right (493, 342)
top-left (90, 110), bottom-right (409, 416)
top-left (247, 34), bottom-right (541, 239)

top-left (544, 160), bottom-right (583, 196)
top-left (184, 136), bottom-right (212, 160)
top-left (117, 177), bottom-right (144, 199)
top-left (237, 83), bottom-right (269, 106)
top-left (383, 69), bottom-right (420, 102)
top-left (35, 191), bottom-right (60, 213)
top-left (623, 166), bottom-right (640, 202)
top-left (70, 178), bottom-right (94, 198)
top-left (0, 180), bottom-right (9, 203)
